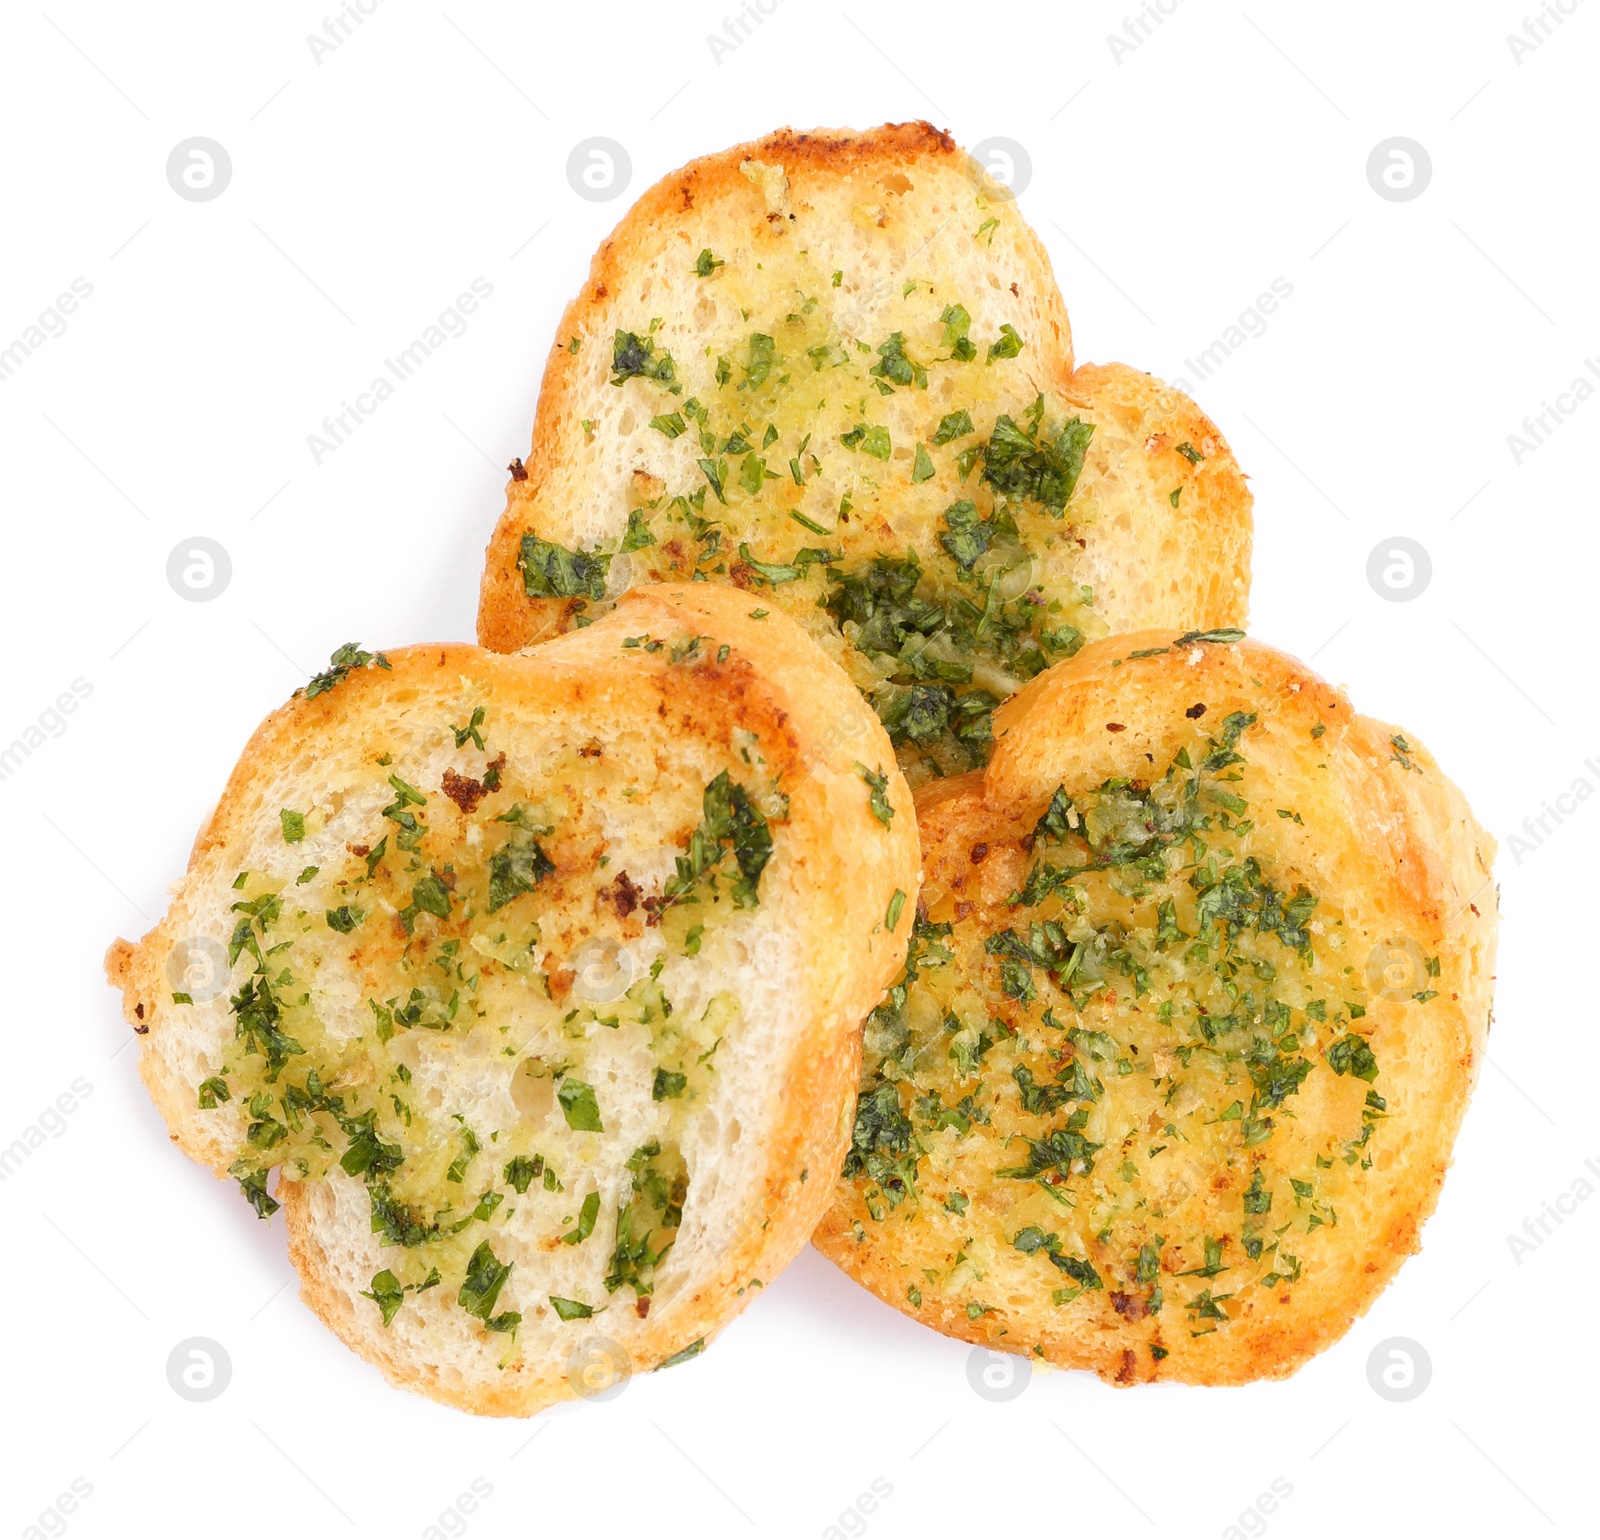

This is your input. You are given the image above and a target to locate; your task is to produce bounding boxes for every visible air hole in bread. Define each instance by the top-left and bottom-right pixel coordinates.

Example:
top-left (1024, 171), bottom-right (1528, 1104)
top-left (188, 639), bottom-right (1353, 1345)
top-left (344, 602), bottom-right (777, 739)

top-left (511, 1061), bottom-right (556, 1123)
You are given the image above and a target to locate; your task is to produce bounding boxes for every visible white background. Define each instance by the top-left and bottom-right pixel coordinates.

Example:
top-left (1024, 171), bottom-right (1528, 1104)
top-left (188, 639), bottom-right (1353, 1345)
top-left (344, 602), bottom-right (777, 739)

top-left (1, 2), bottom-right (1594, 1536)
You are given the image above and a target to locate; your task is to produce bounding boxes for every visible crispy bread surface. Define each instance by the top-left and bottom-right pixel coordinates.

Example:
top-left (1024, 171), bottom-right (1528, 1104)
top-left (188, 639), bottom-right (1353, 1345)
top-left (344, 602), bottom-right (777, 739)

top-left (477, 123), bottom-right (1251, 785)
top-left (814, 631), bottom-right (1495, 1384)
top-left (107, 585), bottom-right (919, 1414)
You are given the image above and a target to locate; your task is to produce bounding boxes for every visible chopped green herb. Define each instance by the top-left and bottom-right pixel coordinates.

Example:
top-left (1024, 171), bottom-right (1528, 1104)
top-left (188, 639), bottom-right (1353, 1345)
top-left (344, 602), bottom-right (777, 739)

top-left (610, 329), bottom-right (677, 387)
top-left (457, 1241), bottom-right (520, 1332)
top-left (841, 423), bottom-right (892, 460)
top-left (986, 323), bottom-right (1024, 362)
top-left (653, 1068), bottom-right (688, 1100)
top-left (562, 1190), bottom-right (601, 1245)
top-left (656, 1338), bottom-right (704, 1370)
top-left (304, 644), bottom-right (391, 700)
top-left (855, 763), bottom-right (895, 826)
top-left (982, 406), bottom-right (1094, 513)
top-left (557, 1078), bottom-right (604, 1132)
top-left (503, 1154), bottom-right (543, 1193)
top-left (518, 534), bottom-right (610, 600)
top-left (933, 409), bottom-right (975, 444)
top-left (660, 770), bottom-right (774, 911)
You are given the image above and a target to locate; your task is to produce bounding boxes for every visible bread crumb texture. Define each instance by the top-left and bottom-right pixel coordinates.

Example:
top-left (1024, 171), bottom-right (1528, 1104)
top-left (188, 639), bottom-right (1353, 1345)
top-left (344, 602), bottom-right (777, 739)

top-left (478, 122), bottom-right (1252, 790)
top-left (106, 586), bottom-right (919, 1415)
top-left (813, 630), bottom-right (1496, 1385)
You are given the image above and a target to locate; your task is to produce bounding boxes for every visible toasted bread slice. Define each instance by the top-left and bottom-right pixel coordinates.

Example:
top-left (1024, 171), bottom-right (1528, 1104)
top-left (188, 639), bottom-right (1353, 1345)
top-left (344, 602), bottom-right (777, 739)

top-left (477, 123), bottom-right (1252, 787)
top-left (813, 630), bottom-right (1496, 1384)
top-left (106, 585), bottom-right (919, 1415)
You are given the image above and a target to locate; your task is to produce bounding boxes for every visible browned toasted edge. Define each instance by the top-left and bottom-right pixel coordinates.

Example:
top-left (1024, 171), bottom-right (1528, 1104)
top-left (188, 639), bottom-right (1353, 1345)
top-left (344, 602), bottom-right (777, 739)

top-left (476, 121), bottom-right (1071, 654)
top-left (813, 629), bottom-right (1496, 1385)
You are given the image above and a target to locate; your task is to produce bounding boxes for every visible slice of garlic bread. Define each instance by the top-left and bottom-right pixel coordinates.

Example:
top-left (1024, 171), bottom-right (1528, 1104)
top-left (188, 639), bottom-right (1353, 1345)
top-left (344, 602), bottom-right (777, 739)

top-left (476, 122), bottom-right (1252, 788)
top-left (813, 630), bottom-right (1496, 1384)
top-left (106, 585), bottom-right (919, 1415)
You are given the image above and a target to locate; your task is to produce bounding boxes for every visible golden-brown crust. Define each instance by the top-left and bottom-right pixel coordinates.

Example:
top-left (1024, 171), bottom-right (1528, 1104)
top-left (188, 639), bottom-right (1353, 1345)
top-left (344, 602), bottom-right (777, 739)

top-left (1061, 365), bottom-right (1253, 631)
top-left (476, 121), bottom-right (1077, 655)
top-left (814, 630), bottom-right (1495, 1385)
top-left (107, 585), bottom-right (919, 1415)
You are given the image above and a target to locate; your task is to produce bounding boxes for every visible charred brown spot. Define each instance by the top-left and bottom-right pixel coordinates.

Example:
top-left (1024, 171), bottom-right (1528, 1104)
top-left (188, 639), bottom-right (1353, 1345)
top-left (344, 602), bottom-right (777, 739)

top-left (442, 768), bottom-right (488, 815)
top-left (1111, 1291), bottom-right (1148, 1322)
top-left (1186, 703), bottom-right (1207, 719)
top-left (1115, 1348), bottom-right (1138, 1384)
top-left (508, 457), bottom-right (528, 482)
top-left (636, 1296), bottom-right (651, 1318)
top-left (1107, 722), bottom-right (1126, 733)
top-left (608, 872), bottom-right (641, 918)
top-left (953, 900), bottom-right (974, 923)
top-left (578, 741), bottom-right (603, 759)
top-left (134, 1002), bottom-right (145, 1020)
top-left (348, 843), bottom-right (371, 858)
top-left (970, 842), bottom-right (989, 864)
